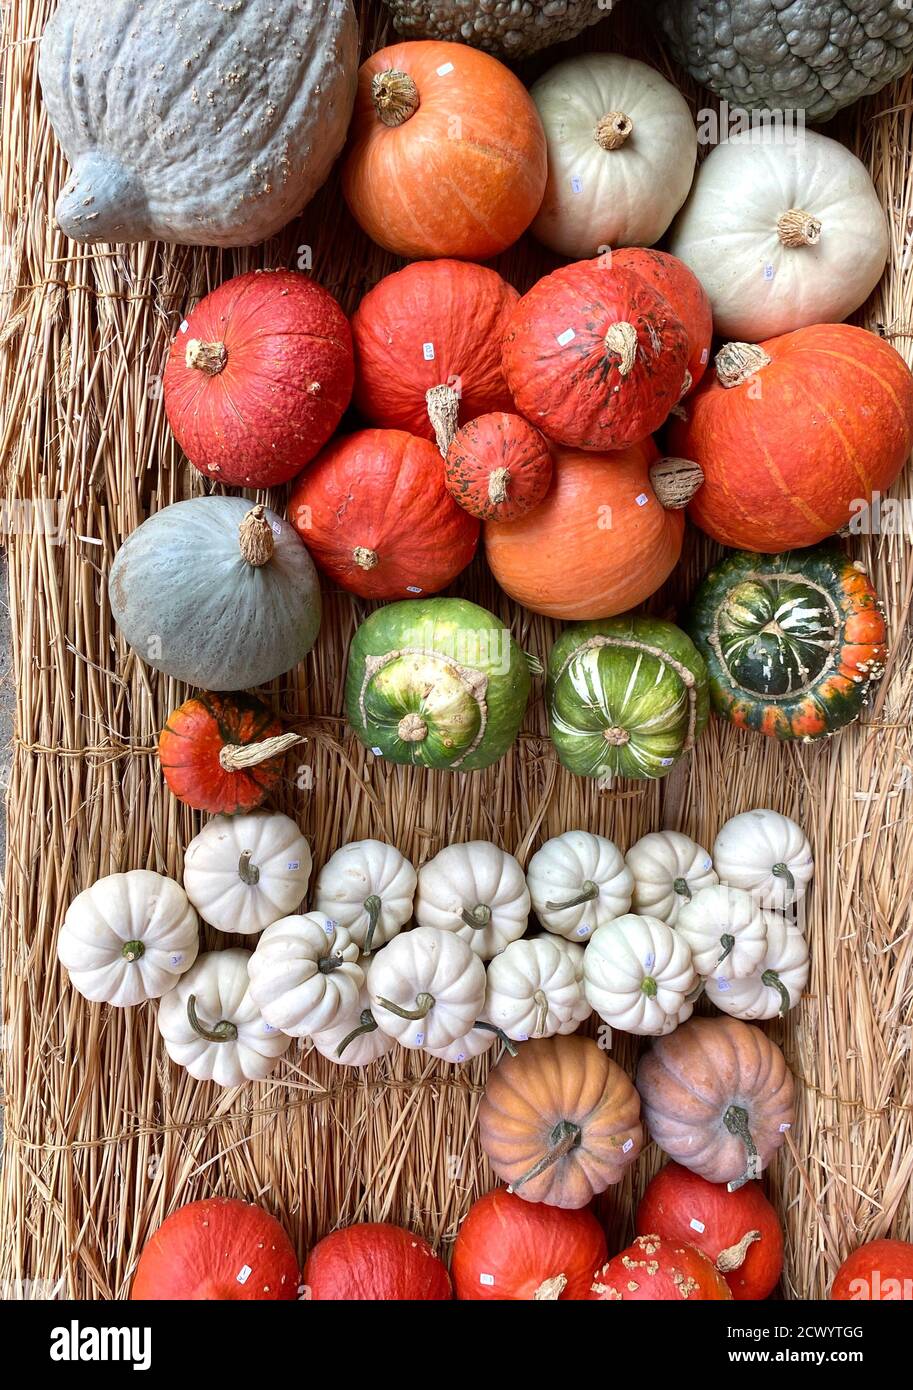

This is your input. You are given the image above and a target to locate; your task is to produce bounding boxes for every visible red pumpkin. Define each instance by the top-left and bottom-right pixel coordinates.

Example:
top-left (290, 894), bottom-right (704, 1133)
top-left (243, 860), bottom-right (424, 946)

top-left (587, 1234), bottom-right (732, 1301)
top-left (670, 325), bottom-right (913, 552)
top-left (163, 270), bottom-right (353, 488)
top-left (831, 1239), bottom-right (913, 1301)
top-left (342, 41), bottom-right (547, 261)
top-left (352, 260), bottom-right (519, 456)
top-left (636, 1163), bottom-right (783, 1300)
top-left (131, 1198), bottom-right (299, 1300)
top-left (610, 248), bottom-right (713, 394)
top-left (452, 1188), bottom-right (607, 1301)
top-left (158, 692), bottom-right (301, 815)
top-left (288, 429), bottom-right (478, 599)
top-left (502, 261), bottom-right (690, 451)
top-left (302, 1223), bottom-right (451, 1301)
top-left (445, 413), bottom-right (553, 522)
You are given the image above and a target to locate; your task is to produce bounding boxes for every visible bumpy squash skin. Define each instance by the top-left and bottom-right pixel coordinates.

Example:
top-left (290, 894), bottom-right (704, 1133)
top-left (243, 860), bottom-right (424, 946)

top-left (588, 1235), bottom-right (732, 1301)
top-left (382, 0), bottom-right (617, 58)
top-left (158, 692), bottom-right (287, 815)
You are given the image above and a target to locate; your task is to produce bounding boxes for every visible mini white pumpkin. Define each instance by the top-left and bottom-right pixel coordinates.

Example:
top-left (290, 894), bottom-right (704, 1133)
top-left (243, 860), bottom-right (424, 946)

top-left (58, 870), bottom-right (199, 1007)
top-left (415, 842), bottom-right (530, 960)
top-left (247, 914), bottom-right (362, 1037)
top-left (314, 840), bottom-right (416, 954)
top-left (713, 809), bottom-right (814, 911)
top-left (183, 811), bottom-right (312, 935)
top-left (675, 885), bottom-right (768, 980)
top-left (526, 831), bottom-right (633, 943)
top-left (535, 932), bottom-right (586, 978)
top-left (706, 911), bottom-right (810, 1022)
top-left (368, 926), bottom-right (487, 1050)
top-left (626, 830), bottom-right (718, 926)
top-left (156, 948), bottom-right (290, 1086)
top-left (424, 1022), bottom-right (505, 1066)
top-left (309, 977), bottom-right (394, 1068)
top-left (485, 936), bottom-right (591, 1042)
top-left (583, 914), bottom-right (698, 1037)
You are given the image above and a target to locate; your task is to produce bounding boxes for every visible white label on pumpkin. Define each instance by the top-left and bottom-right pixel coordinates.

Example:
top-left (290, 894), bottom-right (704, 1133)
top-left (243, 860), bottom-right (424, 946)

top-left (689, 1218), bottom-right (706, 1234)
top-left (455, 1053), bottom-right (466, 1063)
top-left (264, 1023), bottom-right (277, 1033)
top-left (703, 858), bottom-right (713, 871)
top-left (436, 61), bottom-right (454, 76)
top-left (576, 926), bottom-right (590, 938)
top-left (644, 953), bottom-right (655, 970)
top-left (715, 977), bottom-right (731, 991)
top-left (556, 328), bottom-right (575, 346)
top-left (622, 1139), bottom-right (634, 1154)
top-left (700, 348), bottom-right (709, 364)
top-left (414, 1032), bottom-right (425, 1046)
top-left (517, 1034), bottom-right (529, 1042)
top-left (179, 320), bottom-right (189, 334)
top-left (287, 861), bottom-right (300, 871)
top-left (271, 522), bottom-right (281, 537)
top-left (236, 1265), bottom-right (252, 1285)
top-left (422, 341), bottom-right (435, 360)
top-left (779, 1123), bottom-right (792, 1133)
top-left (570, 176), bottom-right (583, 194)
top-left (169, 953), bottom-right (183, 966)
top-left (406, 585), bottom-right (422, 594)
top-left (635, 493), bottom-right (649, 507)
top-left (480, 1273), bottom-right (495, 1286)
top-left (371, 747), bottom-right (383, 756)
top-left (763, 263), bottom-right (775, 281)
top-left (660, 757), bottom-right (674, 766)
top-left (324, 920), bottom-right (336, 935)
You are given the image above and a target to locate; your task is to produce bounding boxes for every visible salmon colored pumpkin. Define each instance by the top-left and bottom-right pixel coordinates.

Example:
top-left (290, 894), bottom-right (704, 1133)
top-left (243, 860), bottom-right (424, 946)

top-left (342, 41), bottom-right (547, 261)
top-left (587, 1234), bottom-right (732, 1301)
top-left (131, 1198), bottom-right (299, 1300)
top-left (831, 1239), bottom-right (913, 1301)
top-left (163, 270), bottom-right (353, 488)
top-left (452, 1188), bottom-right (607, 1301)
top-left (288, 429), bottom-right (478, 599)
top-left (670, 325), bottom-right (913, 552)
top-left (302, 1223), bottom-right (451, 1300)
top-left (636, 1163), bottom-right (783, 1300)
top-left (158, 692), bottom-right (302, 815)
top-left (445, 413), bottom-right (553, 522)
top-left (610, 247), bottom-right (712, 394)
top-left (502, 261), bottom-right (690, 451)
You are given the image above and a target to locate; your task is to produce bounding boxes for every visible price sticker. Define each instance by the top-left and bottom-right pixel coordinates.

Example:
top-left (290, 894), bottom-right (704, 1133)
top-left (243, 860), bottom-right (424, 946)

top-left (689, 1218), bottom-right (706, 1234)
top-left (622, 1139), bottom-right (634, 1154)
top-left (556, 327), bottom-right (576, 347)
top-left (480, 1273), bottom-right (495, 1287)
top-left (570, 176), bottom-right (583, 194)
top-left (371, 747), bottom-right (383, 756)
top-left (236, 1265), bottom-right (252, 1285)
top-left (406, 585), bottom-right (423, 594)
top-left (436, 61), bottom-right (454, 76)
top-left (422, 341), bottom-right (435, 360)
top-left (635, 493), bottom-right (649, 507)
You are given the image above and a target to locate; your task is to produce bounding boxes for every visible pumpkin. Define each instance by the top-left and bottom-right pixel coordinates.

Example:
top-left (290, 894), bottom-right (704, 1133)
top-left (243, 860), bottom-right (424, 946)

top-left (485, 937), bottom-right (590, 1041)
top-left (530, 55), bottom-right (697, 259)
top-left (58, 870), bottom-right (199, 1007)
top-left (162, 271), bottom-right (353, 488)
top-left (367, 926), bottom-right (487, 1050)
top-left (502, 261), bottom-right (690, 451)
top-left (287, 428), bottom-right (478, 599)
top-left (610, 248), bottom-right (713, 394)
top-left (109, 500), bottom-right (321, 691)
top-left (314, 840), bottom-right (417, 955)
top-left (690, 548), bottom-right (888, 743)
top-left (706, 912), bottom-right (809, 1021)
top-left (39, 0), bottom-right (358, 246)
top-left (381, 0), bottom-right (619, 58)
top-left (303, 1224), bottom-right (451, 1301)
top-left (158, 692), bottom-right (303, 817)
top-left (156, 949), bottom-right (291, 1087)
top-left (546, 616), bottom-right (710, 780)
top-left (341, 41), bottom-right (547, 261)
top-left (636, 1017), bottom-right (796, 1190)
top-left (425, 1021), bottom-right (514, 1065)
top-left (452, 1189), bottom-right (608, 1301)
top-left (445, 414), bottom-right (553, 523)
top-left (131, 1198), bottom-right (299, 1301)
top-left (526, 831), bottom-right (633, 943)
top-left (485, 444), bottom-right (701, 621)
top-left (831, 1240), bottom-right (913, 1301)
top-left (415, 841), bottom-right (530, 960)
top-left (713, 811), bottom-right (814, 911)
top-left (310, 980), bottom-right (394, 1069)
top-left (182, 812), bottom-right (312, 936)
top-left (478, 1035), bottom-right (643, 1209)
top-left (345, 597), bottom-right (531, 772)
top-left (351, 261), bottom-right (519, 456)
top-left (670, 328), bottom-right (913, 552)
top-left (582, 915), bottom-right (699, 1037)
top-left (626, 831), bottom-right (717, 926)
top-left (675, 886), bottom-right (768, 981)
top-left (247, 915), bottom-right (364, 1037)
top-left (636, 1163), bottom-right (783, 1301)
top-left (588, 1234), bottom-right (732, 1301)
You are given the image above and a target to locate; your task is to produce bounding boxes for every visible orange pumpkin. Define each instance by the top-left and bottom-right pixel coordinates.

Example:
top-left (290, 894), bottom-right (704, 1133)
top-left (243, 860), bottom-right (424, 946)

top-left (587, 1235), bottom-right (732, 1301)
top-left (831, 1240), bottom-right (913, 1301)
top-left (609, 248), bottom-right (713, 395)
top-left (445, 413), bottom-right (553, 522)
top-left (342, 41), bottom-right (547, 261)
top-left (158, 692), bottom-right (301, 815)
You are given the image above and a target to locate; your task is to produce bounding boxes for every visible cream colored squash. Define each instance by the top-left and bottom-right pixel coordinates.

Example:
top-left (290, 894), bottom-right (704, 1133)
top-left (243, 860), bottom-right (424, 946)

top-left (531, 53), bottom-right (698, 258)
top-left (526, 831), bottom-right (633, 943)
top-left (415, 842), bottom-right (530, 960)
top-left (626, 830), bottom-right (718, 926)
top-left (182, 811), bottom-right (311, 935)
top-left (713, 809), bottom-right (814, 911)
top-left (247, 914), bottom-right (363, 1037)
top-left (424, 1022), bottom-right (504, 1065)
top-left (309, 978), bottom-right (394, 1068)
top-left (485, 936), bottom-right (591, 1042)
top-left (706, 911), bottom-right (809, 1021)
top-left (583, 914), bottom-right (698, 1036)
top-left (314, 840), bottom-right (416, 955)
top-left (368, 926), bottom-right (487, 1050)
top-left (535, 932), bottom-right (585, 979)
top-left (676, 885), bottom-right (769, 980)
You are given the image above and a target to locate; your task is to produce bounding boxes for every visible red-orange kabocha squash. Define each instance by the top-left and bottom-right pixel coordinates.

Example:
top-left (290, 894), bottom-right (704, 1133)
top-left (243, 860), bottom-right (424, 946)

top-left (342, 41), bottom-right (547, 261)
top-left (131, 1198), bottom-right (299, 1301)
top-left (452, 1188), bottom-right (607, 1301)
top-left (288, 428), bottom-right (479, 599)
top-left (445, 413), bottom-right (553, 522)
top-left (303, 1223), bottom-right (451, 1301)
top-left (163, 270), bottom-right (353, 488)
top-left (587, 1235), bottom-right (732, 1301)
top-left (831, 1240), bottom-right (913, 1301)
top-left (609, 247), bottom-right (713, 395)
top-left (669, 325), bottom-right (913, 552)
top-left (158, 692), bottom-right (302, 815)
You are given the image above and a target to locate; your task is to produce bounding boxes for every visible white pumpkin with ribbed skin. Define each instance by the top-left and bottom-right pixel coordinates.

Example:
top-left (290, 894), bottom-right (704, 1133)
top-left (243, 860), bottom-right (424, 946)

top-left (706, 911), bottom-right (809, 1021)
top-left (247, 914), bottom-right (362, 1037)
top-left (183, 811), bottom-right (311, 936)
top-left (309, 978), bottom-right (393, 1068)
top-left (314, 840), bottom-right (416, 955)
top-left (156, 949), bottom-right (290, 1087)
top-left (57, 870), bottom-right (199, 1007)
top-left (676, 885), bottom-right (768, 981)
top-left (713, 810), bottom-right (814, 911)
top-left (415, 842), bottom-right (530, 960)
top-left (583, 914), bottom-right (698, 1037)
top-left (368, 926), bottom-right (486, 1050)
top-left (526, 831), bottom-right (633, 943)
top-left (535, 932), bottom-right (585, 979)
top-left (424, 1023), bottom-right (500, 1066)
top-left (626, 830), bottom-right (717, 926)
top-left (485, 936), bottom-right (590, 1042)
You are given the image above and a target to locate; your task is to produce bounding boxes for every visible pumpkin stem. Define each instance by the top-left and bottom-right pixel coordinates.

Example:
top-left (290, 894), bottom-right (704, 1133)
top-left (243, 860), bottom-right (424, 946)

top-left (187, 994), bottom-right (239, 1044)
top-left (362, 894), bottom-right (383, 954)
top-left (534, 1274), bottom-right (568, 1300)
top-left (545, 880), bottom-right (599, 912)
top-left (218, 731), bottom-right (304, 772)
top-left (716, 342), bottom-right (773, 389)
top-left (336, 1008), bottom-right (379, 1058)
top-left (777, 208), bottom-right (822, 248)
top-left (717, 933), bottom-right (736, 965)
top-left (372, 69), bottom-right (420, 127)
top-left (716, 1230), bottom-right (762, 1273)
top-left (594, 111), bottom-right (633, 151)
top-left (318, 951), bottom-right (346, 975)
top-left (723, 1104), bottom-right (761, 1191)
top-left (532, 989), bottom-right (549, 1037)
top-left (512, 1119), bottom-right (582, 1192)
top-left (650, 457), bottom-right (704, 510)
top-left (473, 1021), bottom-right (518, 1057)
top-left (397, 713), bottom-right (428, 743)
top-left (238, 850), bottom-right (260, 886)
top-left (121, 939), bottom-right (145, 962)
top-left (603, 726), bottom-right (630, 746)
top-left (375, 991), bottom-right (434, 1021)
top-left (238, 505), bottom-right (274, 567)
top-left (604, 320), bottom-right (638, 377)
top-left (488, 467), bottom-right (510, 505)
top-left (772, 862), bottom-right (795, 892)
top-left (461, 903), bottom-right (492, 931)
top-left (641, 975), bottom-right (658, 998)
top-left (425, 383), bottom-right (460, 457)
top-left (352, 546), bottom-right (379, 571)
top-left (673, 876), bottom-right (692, 902)
top-left (185, 338), bottom-right (228, 375)
top-left (762, 968), bottom-right (792, 1018)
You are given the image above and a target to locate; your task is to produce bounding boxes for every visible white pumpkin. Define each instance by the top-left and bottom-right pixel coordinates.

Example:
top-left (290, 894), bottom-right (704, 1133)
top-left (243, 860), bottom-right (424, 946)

top-left (713, 809), bottom-right (814, 911)
top-left (535, 932), bottom-right (585, 979)
top-left (530, 53), bottom-right (697, 257)
top-left (156, 949), bottom-right (291, 1086)
top-left (626, 830), bottom-right (718, 926)
top-left (675, 885), bottom-right (769, 981)
top-left (583, 914), bottom-right (698, 1037)
top-left (183, 811), bottom-right (312, 935)
top-left (309, 978), bottom-right (393, 1068)
top-left (314, 840), bottom-right (416, 954)
top-left (668, 129), bottom-right (889, 340)
top-left (247, 914), bottom-right (363, 1037)
top-left (415, 842), bottom-right (530, 960)
top-left (368, 926), bottom-right (486, 1050)
top-left (58, 870), bottom-right (199, 1007)
top-left (706, 912), bottom-right (810, 1022)
top-left (424, 1023), bottom-right (502, 1066)
top-left (485, 936), bottom-right (591, 1042)
top-left (527, 831), bottom-right (633, 943)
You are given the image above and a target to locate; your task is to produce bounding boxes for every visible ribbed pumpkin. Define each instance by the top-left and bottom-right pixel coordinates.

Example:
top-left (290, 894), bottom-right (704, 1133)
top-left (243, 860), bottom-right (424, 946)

top-left (588, 1235), bottom-right (732, 1301)
top-left (303, 1224), bottom-right (451, 1300)
top-left (609, 248), bottom-right (712, 394)
top-left (131, 1198), bottom-right (299, 1301)
top-left (445, 413), bottom-right (552, 522)
top-left (287, 429), bottom-right (478, 599)
top-left (452, 1189), bottom-right (608, 1301)
top-left (502, 261), bottom-right (690, 451)
top-left (670, 326), bottom-right (913, 551)
top-left (163, 270), bottom-right (353, 488)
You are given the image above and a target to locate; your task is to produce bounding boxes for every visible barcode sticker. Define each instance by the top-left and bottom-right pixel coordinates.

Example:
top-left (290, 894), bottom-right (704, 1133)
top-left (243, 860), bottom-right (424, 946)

top-left (436, 61), bottom-right (454, 76)
top-left (556, 328), bottom-right (575, 347)
top-left (236, 1265), bottom-right (252, 1285)
top-left (689, 1218), bottom-right (706, 1234)
top-left (422, 341), bottom-right (435, 360)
